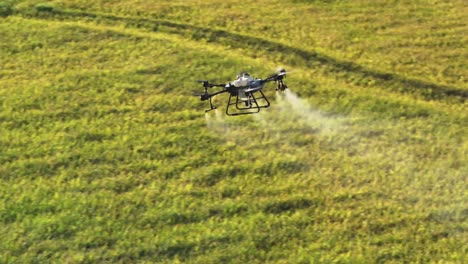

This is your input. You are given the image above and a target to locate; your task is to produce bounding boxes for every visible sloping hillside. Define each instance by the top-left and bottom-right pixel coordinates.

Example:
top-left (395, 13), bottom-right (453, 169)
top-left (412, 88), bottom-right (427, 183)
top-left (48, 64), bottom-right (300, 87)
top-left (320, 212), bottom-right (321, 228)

top-left (0, 0), bottom-right (466, 263)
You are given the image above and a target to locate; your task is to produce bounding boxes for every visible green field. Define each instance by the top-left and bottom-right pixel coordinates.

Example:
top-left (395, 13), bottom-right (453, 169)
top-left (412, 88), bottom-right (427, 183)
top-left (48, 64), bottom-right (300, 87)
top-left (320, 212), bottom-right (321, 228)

top-left (1, 0), bottom-right (467, 263)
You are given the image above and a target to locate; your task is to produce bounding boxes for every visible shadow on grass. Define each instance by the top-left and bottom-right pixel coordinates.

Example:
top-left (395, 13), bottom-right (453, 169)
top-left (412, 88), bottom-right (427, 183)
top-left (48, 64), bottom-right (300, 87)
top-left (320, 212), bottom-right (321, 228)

top-left (26, 7), bottom-right (467, 101)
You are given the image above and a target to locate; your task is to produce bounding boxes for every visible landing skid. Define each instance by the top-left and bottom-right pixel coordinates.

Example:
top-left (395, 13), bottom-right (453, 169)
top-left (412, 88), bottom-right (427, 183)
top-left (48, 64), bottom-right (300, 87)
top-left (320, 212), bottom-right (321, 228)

top-left (226, 90), bottom-right (270, 116)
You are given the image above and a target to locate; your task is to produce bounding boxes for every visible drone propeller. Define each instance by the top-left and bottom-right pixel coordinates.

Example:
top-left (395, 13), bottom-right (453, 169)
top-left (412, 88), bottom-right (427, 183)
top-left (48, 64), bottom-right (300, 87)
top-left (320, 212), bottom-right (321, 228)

top-left (263, 68), bottom-right (287, 84)
top-left (196, 80), bottom-right (210, 89)
top-left (272, 68), bottom-right (287, 91)
top-left (194, 80), bottom-right (217, 101)
top-left (192, 82), bottom-right (208, 96)
top-left (192, 68), bottom-right (292, 115)
top-left (277, 68), bottom-right (287, 76)
top-left (194, 81), bottom-right (218, 111)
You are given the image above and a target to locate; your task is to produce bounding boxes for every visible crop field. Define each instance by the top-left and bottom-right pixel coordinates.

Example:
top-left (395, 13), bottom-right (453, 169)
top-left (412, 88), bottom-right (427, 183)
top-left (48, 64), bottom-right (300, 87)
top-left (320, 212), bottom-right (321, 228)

top-left (0, 0), bottom-right (467, 263)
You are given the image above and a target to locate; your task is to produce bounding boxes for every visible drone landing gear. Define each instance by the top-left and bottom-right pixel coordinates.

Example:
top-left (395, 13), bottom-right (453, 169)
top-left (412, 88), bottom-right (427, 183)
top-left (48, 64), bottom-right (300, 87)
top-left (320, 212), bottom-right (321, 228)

top-left (275, 79), bottom-right (288, 92)
top-left (205, 97), bottom-right (217, 113)
top-left (226, 90), bottom-right (270, 116)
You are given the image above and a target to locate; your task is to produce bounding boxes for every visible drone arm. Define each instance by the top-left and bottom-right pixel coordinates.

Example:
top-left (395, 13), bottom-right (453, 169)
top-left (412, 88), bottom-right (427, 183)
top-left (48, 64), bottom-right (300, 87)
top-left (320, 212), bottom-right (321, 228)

top-left (262, 73), bottom-right (284, 83)
top-left (202, 89), bottom-right (229, 113)
top-left (200, 89), bottom-right (228, 101)
top-left (261, 76), bottom-right (278, 83)
top-left (262, 69), bottom-right (287, 83)
top-left (208, 89), bottom-right (228, 97)
top-left (261, 74), bottom-right (288, 92)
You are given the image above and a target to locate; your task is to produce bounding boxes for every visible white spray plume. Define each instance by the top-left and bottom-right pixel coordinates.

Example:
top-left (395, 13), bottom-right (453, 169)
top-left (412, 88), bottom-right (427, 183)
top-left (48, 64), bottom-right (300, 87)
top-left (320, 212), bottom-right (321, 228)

top-left (205, 109), bottom-right (230, 134)
top-left (281, 89), bottom-right (340, 133)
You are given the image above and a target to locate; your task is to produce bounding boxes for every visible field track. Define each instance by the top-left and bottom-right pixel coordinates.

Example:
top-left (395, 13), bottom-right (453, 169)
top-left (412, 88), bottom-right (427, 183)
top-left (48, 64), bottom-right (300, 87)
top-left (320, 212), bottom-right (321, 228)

top-left (1, 1), bottom-right (466, 263)
top-left (22, 7), bottom-right (468, 101)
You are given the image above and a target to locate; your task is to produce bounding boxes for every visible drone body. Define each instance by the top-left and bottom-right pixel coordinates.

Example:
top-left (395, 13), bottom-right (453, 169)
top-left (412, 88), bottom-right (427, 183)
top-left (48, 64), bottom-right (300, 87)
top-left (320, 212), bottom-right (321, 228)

top-left (195, 69), bottom-right (288, 116)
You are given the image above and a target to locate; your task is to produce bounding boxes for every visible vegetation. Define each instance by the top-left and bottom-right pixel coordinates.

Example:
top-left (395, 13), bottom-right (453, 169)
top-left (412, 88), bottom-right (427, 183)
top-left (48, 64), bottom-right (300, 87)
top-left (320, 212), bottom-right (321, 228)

top-left (0, 0), bottom-right (466, 263)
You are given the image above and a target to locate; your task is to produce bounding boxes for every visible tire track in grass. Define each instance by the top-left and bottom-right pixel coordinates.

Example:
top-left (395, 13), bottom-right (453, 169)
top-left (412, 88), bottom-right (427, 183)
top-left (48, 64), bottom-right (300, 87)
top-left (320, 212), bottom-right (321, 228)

top-left (8, 15), bottom-right (464, 163)
top-left (8, 15), bottom-right (465, 123)
top-left (3, 7), bottom-right (466, 262)
top-left (21, 7), bottom-right (468, 101)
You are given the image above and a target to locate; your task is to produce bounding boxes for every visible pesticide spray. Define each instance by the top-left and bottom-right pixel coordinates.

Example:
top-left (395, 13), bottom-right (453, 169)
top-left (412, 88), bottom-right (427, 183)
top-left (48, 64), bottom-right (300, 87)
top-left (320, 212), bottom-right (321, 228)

top-left (205, 108), bottom-right (253, 145)
top-left (205, 109), bottom-right (230, 134)
top-left (204, 85), bottom-right (343, 146)
top-left (256, 90), bottom-right (341, 135)
top-left (282, 89), bottom-right (341, 133)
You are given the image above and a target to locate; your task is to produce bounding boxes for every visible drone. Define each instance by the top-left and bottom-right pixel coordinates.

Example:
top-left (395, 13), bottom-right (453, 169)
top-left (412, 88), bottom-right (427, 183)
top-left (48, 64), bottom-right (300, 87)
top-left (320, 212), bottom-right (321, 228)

top-left (194, 69), bottom-right (288, 116)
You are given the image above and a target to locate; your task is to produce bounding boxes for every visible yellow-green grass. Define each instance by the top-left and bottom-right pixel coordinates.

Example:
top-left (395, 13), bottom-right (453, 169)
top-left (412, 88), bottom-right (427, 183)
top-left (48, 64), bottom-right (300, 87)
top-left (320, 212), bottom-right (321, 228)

top-left (0, 1), bottom-right (467, 263)
top-left (9, 0), bottom-right (467, 91)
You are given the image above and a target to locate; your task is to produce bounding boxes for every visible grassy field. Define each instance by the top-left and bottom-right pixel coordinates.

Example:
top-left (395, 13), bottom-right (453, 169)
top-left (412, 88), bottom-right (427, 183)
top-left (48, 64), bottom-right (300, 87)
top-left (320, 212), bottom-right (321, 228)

top-left (1, 0), bottom-right (467, 263)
